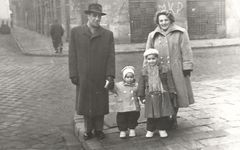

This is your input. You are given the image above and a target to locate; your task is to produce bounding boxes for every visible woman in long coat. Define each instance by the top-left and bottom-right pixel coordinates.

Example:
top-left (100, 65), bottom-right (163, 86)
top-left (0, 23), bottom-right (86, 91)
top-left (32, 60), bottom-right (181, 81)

top-left (145, 10), bottom-right (194, 127)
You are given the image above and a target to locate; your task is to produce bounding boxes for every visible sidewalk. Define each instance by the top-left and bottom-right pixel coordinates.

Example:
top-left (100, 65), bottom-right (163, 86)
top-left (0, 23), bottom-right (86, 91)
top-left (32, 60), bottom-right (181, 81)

top-left (74, 76), bottom-right (240, 150)
top-left (74, 77), bottom-right (240, 150)
top-left (11, 26), bottom-right (240, 56)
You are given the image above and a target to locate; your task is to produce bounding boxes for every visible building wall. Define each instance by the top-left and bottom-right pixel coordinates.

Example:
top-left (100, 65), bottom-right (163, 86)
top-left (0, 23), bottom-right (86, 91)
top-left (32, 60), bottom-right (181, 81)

top-left (69, 0), bottom-right (95, 28)
top-left (10, 0), bottom-right (70, 40)
top-left (101, 0), bottom-right (187, 43)
top-left (99, 0), bottom-right (130, 44)
top-left (156, 0), bottom-right (187, 29)
top-left (69, 0), bottom-right (130, 44)
top-left (10, 0), bottom-right (240, 44)
top-left (0, 0), bottom-right (11, 26)
top-left (99, 0), bottom-right (186, 43)
top-left (225, 0), bottom-right (240, 38)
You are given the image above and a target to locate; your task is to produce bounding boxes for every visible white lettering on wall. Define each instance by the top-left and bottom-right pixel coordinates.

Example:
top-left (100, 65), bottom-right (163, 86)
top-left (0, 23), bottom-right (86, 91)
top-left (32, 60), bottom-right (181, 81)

top-left (158, 1), bottom-right (184, 15)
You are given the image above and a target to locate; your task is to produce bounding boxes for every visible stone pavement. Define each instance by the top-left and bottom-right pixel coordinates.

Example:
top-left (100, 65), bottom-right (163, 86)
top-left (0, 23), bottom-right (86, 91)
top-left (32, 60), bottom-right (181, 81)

top-left (0, 35), bottom-right (82, 150)
top-left (8, 27), bottom-right (240, 150)
top-left (74, 75), bottom-right (240, 150)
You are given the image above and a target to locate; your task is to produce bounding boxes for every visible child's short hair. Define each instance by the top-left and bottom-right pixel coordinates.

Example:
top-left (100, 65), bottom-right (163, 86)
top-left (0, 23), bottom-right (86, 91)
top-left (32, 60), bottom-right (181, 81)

top-left (144, 48), bottom-right (159, 58)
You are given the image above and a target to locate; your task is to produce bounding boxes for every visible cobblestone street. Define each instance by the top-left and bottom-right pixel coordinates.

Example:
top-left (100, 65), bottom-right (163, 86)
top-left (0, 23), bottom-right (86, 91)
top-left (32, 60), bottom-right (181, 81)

top-left (1, 34), bottom-right (240, 150)
top-left (0, 35), bottom-right (78, 150)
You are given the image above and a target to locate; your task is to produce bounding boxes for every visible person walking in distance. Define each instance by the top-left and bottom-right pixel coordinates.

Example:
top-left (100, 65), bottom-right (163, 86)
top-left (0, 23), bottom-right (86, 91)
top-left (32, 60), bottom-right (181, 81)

top-left (68, 3), bottom-right (115, 140)
top-left (50, 19), bottom-right (64, 53)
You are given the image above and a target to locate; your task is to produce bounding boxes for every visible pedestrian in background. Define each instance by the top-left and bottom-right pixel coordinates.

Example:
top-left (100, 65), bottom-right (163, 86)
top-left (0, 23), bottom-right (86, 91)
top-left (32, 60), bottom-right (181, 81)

top-left (0, 20), bottom-right (11, 34)
top-left (145, 10), bottom-right (194, 128)
top-left (50, 19), bottom-right (64, 53)
top-left (111, 66), bottom-right (140, 139)
top-left (138, 48), bottom-right (175, 138)
top-left (68, 3), bottom-right (115, 140)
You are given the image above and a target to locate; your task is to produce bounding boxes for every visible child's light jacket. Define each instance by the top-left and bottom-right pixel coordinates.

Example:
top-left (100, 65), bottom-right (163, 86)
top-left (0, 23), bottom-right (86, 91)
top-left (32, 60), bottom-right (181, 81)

top-left (109, 81), bottom-right (140, 112)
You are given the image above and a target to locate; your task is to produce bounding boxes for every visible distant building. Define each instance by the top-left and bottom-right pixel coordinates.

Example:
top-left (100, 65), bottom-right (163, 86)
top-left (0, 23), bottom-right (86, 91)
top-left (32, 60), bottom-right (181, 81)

top-left (0, 0), bottom-right (11, 26)
top-left (10, 0), bottom-right (240, 44)
top-left (9, 0), bottom-right (70, 40)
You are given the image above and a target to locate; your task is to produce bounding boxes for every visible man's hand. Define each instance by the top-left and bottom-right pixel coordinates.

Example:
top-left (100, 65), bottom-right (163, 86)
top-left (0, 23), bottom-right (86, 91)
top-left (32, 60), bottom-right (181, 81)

top-left (169, 93), bottom-right (177, 100)
top-left (183, 70), bottom-right (192, 77)
top-left (70, 77), bottom-right (79, 85)
top-left (106, 76), bottom-right (114, 90)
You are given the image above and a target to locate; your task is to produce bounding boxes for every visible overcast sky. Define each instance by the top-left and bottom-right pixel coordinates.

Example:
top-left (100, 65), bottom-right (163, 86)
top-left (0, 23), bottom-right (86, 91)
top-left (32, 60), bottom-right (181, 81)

top-left (0, 0), bottom-right (10, 19)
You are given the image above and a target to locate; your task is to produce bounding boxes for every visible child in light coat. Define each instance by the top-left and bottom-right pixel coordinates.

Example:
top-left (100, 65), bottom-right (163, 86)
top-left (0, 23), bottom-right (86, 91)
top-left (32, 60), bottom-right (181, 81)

top-left (137, 48), bottom-right (175, 138)
top-left (111, 66), bottom-right (140, 138)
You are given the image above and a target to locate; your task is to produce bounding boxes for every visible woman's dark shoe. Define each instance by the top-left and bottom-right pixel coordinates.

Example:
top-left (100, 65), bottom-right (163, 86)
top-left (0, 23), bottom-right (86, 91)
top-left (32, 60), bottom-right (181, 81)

top-left (171, 118), bottom-right (178, 129)
top-left (94, 130), bottom-right (105, 140)
top-left (83, 132), bottom-right (93, 140)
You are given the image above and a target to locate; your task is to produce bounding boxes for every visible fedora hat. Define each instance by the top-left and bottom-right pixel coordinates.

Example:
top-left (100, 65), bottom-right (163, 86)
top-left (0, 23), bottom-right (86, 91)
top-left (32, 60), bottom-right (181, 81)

top-left (84, 3), bottom-right (106, 16)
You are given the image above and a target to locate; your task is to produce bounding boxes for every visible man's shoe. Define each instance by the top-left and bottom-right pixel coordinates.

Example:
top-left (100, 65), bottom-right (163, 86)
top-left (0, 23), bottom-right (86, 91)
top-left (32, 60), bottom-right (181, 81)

top-left (94, 130), bottom-right (105, 140)
top-left (83, 132), bottom-right (93, 140)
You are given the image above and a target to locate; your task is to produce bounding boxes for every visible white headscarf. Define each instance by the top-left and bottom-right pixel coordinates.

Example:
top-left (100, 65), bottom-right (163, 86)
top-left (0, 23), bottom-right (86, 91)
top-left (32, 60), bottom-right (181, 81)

top-left (121, 66), bottom-right (135, 79)
top-left (143, 48), bottom-right (159, 58)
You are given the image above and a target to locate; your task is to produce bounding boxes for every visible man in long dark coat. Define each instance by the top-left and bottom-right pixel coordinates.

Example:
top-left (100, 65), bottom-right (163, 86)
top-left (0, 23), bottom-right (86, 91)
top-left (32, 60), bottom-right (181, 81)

top-left (50, 19), bottom-right (64, 53)
top-left (68, 3), bottom-right (115, 140)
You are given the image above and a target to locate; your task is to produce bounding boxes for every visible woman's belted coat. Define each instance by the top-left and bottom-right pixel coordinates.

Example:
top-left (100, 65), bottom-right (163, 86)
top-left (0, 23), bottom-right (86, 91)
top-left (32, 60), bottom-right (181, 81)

top-left (69, 25), bottom-right (115, 117)
top-left (145, 24), bottom-right (194, 107)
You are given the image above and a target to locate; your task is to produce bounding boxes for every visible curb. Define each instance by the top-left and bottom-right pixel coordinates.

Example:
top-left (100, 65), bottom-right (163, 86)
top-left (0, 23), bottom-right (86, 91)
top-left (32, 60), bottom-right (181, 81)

top-left (12, 30), bottom-right (240, 57)
top-left (20, 52), bottom-right (69, 57)
top-left (74, 115), bottom-right (105, 150)
top-left (58, 124), bottom-right (83, 150)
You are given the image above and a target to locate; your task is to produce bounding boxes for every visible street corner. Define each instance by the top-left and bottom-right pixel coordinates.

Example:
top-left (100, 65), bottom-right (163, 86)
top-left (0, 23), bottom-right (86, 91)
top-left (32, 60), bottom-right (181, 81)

top-left (11, 27), bottom-right (69, 57)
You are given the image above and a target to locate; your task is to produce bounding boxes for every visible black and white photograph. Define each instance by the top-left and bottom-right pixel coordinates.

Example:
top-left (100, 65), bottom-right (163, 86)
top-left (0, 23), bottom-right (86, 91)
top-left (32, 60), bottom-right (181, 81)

top-left (0, 0), bottom-right (240, 149)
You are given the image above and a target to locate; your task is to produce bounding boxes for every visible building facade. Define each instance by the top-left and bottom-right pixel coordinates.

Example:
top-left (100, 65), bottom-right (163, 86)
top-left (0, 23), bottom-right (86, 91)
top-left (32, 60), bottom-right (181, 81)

top-left (10, 0), bottom-right (240, 44)
top-left (9, 0), bottom-right (70, 40)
